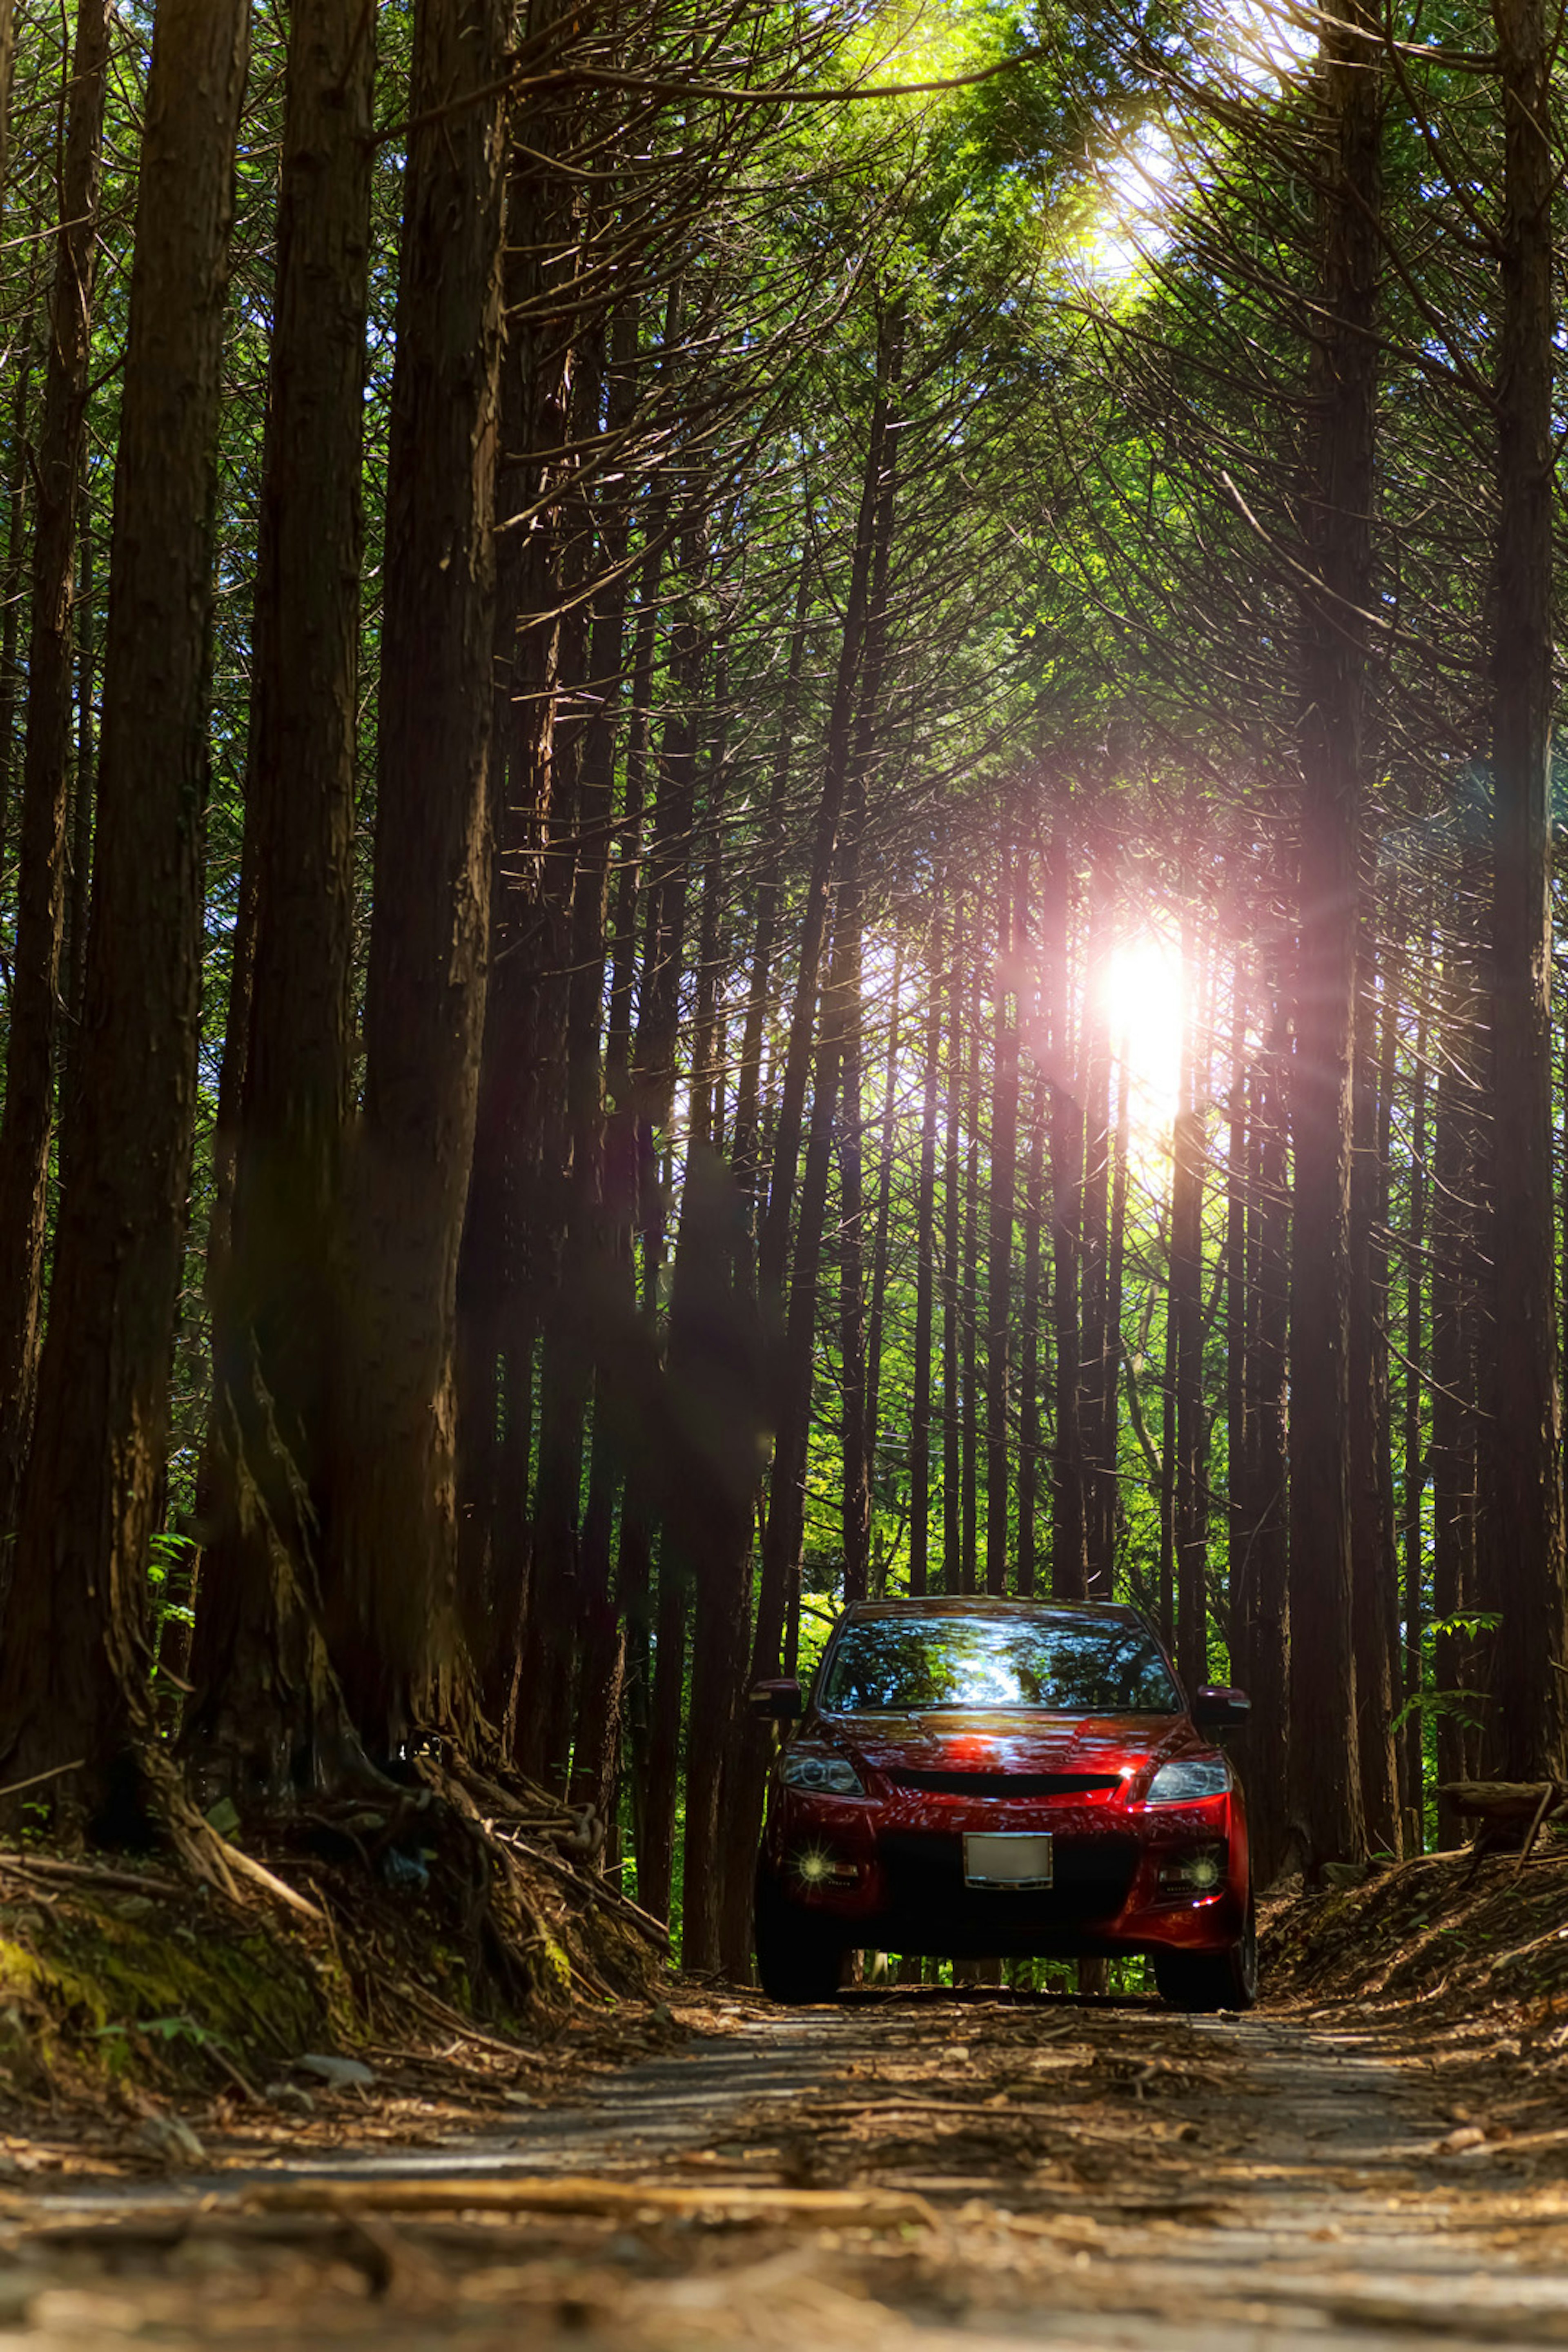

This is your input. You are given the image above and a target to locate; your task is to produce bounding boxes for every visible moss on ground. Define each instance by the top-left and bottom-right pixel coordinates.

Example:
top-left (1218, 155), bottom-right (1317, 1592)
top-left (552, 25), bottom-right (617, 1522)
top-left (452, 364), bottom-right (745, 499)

top-left (0, 1805), bottom-right (668, 2122)
top-left (0, 1881), bottom-right (338, 2102)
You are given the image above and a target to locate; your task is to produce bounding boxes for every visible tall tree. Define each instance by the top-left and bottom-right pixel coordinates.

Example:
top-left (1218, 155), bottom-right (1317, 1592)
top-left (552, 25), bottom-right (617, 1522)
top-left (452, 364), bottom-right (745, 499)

top-left (186, 0), bottom-right (377, 1792)
top-left (1484, 0), bottom-right (1567, 1778)
top-left (0, 0), bottom-right (112, 1537)
top-left (0, 0), bottom-right (250, 1809)
top-left (908, 918), bottom-right (943, 1597)
top-left (985, 835), bottom-right (1020, 1595)
top-left (1045, 816), bottom-right (1086, 1599)
top-left (1287, 0), bottom-right (1381, 1867)
top-left (328, 0), bottom-right (506, 1751)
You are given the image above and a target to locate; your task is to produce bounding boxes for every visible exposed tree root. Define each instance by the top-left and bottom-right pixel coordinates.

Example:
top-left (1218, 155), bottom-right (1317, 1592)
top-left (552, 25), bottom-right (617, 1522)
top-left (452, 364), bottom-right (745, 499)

top-left (0, 1740), bottom-right (671, 2126)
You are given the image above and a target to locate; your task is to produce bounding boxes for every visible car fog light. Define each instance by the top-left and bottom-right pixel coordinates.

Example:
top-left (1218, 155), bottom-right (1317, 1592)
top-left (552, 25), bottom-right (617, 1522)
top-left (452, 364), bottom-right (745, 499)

top-left (790, 1842), bottom-right (860, 1889)
top-left (1157, 1842), bottom-right (1227, 1895)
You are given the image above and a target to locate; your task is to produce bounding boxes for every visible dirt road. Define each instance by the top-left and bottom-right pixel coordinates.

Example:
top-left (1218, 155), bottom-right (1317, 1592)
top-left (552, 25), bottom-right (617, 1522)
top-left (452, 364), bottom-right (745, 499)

top-left (7, 1991), bottom-right (1568, 2348)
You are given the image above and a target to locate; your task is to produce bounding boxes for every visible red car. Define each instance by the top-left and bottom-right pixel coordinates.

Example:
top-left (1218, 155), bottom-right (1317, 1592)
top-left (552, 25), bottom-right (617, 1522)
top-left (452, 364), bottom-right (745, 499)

top-left (751, 1597), bottom-right (1254, 2009)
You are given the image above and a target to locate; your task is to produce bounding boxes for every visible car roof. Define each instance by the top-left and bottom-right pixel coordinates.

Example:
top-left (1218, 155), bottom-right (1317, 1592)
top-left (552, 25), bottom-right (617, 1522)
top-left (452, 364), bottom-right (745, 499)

top-left (834, 1597), bottom-right (1149, 1625)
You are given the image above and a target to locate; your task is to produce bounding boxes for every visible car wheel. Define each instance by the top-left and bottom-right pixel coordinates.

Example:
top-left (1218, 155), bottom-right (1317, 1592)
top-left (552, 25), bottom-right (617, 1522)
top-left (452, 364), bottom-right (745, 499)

top-left (1152, 1893), bottom-right (1258, 2013)
top-left (753, 1870), bottom-right (844, 2004)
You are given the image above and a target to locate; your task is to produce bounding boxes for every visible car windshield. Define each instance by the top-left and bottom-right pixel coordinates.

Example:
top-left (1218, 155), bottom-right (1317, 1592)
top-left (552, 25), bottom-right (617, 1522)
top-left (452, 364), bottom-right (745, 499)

top-left (819, 1614), bottom-right (1180, 1715)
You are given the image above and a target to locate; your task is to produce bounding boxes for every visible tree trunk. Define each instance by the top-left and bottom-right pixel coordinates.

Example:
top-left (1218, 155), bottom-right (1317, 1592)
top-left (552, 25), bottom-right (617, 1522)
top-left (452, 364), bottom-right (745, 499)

top-left (639, 1531), bottom-right (688, 1927)
top-left (1485, 0), bottom-right (1567, 1779)
top-left (1171, 949), bottom-right (1206, 1694)
top-left (1402, 931), bottom-right (1429, 1844)
top-left (960, 945), bottom-right (981, 1592)
top-left (1235, 989), bottom-right (1291, 1885)
top-left (756, 307), bottom-right (901, 1312)
top-left (677, 744), bottom-right (762, 1973)
top-left (0, 0), bottom-right (15, 220)
top-left (908, 918), bottom-right (943, 1597)
top-left (1349, 928), bottom-right (1400, 1852)
top-left (1225, 956), bottom-right (1249, 1636)
top-left (837, 889), bottom-right (870, 1603)
top-left (329, 0), bottom-right (505, 1753)
top-left (1017, 1069), bottom-right (1047, 1597)
top-left (731, 552), bottom-right (810, 1226)
top-left (0, 0), bottom-right (249, 1811)
top-left (568, 305), bottom-right (640, 1826)
top-left (1431, 949), bottom-right (1479, 1846)
top-left (863, 935), bottom-right (904, 1530)
top-left (1079, 855), bottom-right (1114, 1598)
top-left (1045, 822), bottom-right (1086, 1599)
top-left (185, 0), bottom-right (375, 1794)
top-left (515, 346), bottom-right (602, 1791)
top-left (0, 314), bottom-right (36, 914)
top-left (0, 0), bottom-right (111, 1539)
top-left (985, 837), bottom-right (1020, 1596)
top-left (62, 503), bottom-right (95, 1062)
top-left (942, 904), bottom-right (964, 1594)
top-left (1287, 0), bottom-right (1380, 1867)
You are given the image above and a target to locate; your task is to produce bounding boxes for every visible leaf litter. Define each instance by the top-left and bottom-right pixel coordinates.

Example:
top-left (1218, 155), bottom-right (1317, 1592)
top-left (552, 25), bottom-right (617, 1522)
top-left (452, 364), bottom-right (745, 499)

top-left (7, 1852), bottom-right (1568, 2340)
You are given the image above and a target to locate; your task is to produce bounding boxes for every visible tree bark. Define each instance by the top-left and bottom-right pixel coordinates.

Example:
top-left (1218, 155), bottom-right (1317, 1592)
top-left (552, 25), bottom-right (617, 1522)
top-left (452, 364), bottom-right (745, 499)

top-left (960, 943), bottom-right (981, 1592)
top-left (1017, 1069), bottom-right (1047, 1597)
top-left (0, 0), bottom-right (111, 1538)
top-left (1402, 930), bottom-right (1429, 1843)
top-left (837, 883), bottom-right (870, 1603)
top-left (0, 0), bottom-right (16, 221)
top-left (1484, 0), bottom-right (1568, 1779)
top-left (329, 0), bottom-right (506, 1752)
top-left (1349, 931), bottom-right (1400, 1853)
top-left (1235, 989), bottom-right (1291, 1884)
top-left (1431, 947), bottom-right (1479, 1846)
top-left (1225, 956), bottom-right (1249, 1634)
top-left (1079, 854), bottom-right (1114, 1598)
top-left (731, 552), bottom-right (811, 1227)
top-left (942, 904), bottom-right (964, 1594)
top-left (985, 837), bottom-right (1020, 1595)
top-left (1287, 0), bottom-right (1380, 1866)
top-left (908, 918), bottom-right (943, 1598)
top-left (0, 0), bottom-right (249, 1811)
top-left (185, 0), bottom-right (375, 1793)
top-left (1171, 937), bottom-right (1206, 1694)
top-left (566, 306), bottom-right (640, 1820)
top-left (1045, 821), bottom-right (1086, 1599)
top-left (863, 936), bottom-right (904, 1539)
top-left (62, 501), bottom-right (95, 1065)
top-left (756, 306), bottom-right (901, 1311)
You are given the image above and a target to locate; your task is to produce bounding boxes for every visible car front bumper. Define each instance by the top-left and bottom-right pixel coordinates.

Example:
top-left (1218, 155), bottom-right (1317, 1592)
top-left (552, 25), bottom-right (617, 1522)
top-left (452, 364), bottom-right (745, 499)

top-left (759, 1787), bottom-right (1247, 1958)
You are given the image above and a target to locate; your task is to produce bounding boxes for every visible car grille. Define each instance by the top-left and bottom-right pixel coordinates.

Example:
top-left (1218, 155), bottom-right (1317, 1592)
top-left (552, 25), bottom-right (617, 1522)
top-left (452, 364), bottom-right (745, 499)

top-left (878, 1830), bottom-right (1138, 1919)
top-left (884, 1769), bottom-right (1123, 1797)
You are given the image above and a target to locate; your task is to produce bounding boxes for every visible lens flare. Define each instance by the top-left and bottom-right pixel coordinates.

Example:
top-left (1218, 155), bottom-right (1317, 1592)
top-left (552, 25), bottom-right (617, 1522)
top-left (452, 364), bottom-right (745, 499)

top-left (789, 1843), bottom-right (857, 1889)
top-left (1099, 930), bottom-right (1186, 1139)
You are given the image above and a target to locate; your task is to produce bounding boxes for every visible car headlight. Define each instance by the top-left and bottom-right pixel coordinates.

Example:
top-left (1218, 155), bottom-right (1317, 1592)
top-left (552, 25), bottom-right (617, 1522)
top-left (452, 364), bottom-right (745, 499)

top-left (780, 1748), bottom-right (865, 1795)
top-left (1145, 1758), bottom-right (1229, 1805)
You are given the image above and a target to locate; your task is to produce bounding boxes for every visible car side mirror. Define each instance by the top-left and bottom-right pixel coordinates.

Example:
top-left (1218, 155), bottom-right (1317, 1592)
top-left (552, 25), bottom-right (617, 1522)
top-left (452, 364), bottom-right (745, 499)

top-left (1192, 1685), bottom-right (1251, 1735)
top-left (748, 1678), bottom-right (803, 1722)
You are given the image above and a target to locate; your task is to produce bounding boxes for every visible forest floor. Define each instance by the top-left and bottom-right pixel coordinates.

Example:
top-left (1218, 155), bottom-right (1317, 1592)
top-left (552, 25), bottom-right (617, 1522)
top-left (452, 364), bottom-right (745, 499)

top-left (7, 1845), bottom-right (1568, 2343)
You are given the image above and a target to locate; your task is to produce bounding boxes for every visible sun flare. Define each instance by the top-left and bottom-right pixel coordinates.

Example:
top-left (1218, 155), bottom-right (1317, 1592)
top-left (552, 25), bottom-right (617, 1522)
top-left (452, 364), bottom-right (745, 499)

top-left (1099, 931), bottom-right (1185, 1139)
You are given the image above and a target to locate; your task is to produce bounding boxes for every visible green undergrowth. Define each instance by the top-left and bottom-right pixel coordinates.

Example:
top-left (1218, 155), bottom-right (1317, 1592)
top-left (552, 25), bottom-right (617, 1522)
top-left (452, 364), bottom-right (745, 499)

top-left (0, 1831), bottom-right (667, 2112)
top-left (0, 1876), bottom-right (337, 2103)
top-left (1261, 1838), bottom-right (1568, 2025)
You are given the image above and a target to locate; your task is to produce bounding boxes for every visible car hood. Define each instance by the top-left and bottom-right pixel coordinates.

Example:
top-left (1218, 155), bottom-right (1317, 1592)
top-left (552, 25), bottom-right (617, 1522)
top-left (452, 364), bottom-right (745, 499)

top-left (813, 1709), bottom-right (1194, 1779)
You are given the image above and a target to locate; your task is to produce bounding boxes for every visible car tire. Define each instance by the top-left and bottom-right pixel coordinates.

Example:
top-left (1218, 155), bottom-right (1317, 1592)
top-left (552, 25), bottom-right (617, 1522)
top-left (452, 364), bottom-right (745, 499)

top-left (753, 1870), bottom-right (844, 2004)
top-left (1152, 1893), bottom-right (1258, 2013)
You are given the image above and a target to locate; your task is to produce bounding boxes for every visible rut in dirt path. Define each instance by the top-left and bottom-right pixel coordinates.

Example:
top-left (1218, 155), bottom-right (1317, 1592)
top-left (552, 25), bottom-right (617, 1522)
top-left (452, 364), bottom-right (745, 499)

top-left (9, 1995), bottom-right (1568, 2348)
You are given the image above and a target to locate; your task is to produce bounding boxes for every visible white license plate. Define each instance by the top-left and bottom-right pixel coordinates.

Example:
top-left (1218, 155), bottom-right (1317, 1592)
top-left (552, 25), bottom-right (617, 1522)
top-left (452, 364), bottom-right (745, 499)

top-left (963, 1833), bottom-right (1053, 1889)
